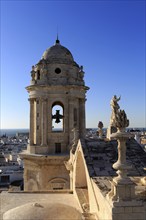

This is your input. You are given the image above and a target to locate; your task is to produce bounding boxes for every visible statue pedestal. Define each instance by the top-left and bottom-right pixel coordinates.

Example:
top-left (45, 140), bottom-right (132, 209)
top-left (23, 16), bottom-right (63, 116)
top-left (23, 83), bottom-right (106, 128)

top-left (98, 128), bottom-right (103, 139)
top-left (107, 131), bottom-right (135, 201)
top-left (108, 179), bottom-right (135, 201)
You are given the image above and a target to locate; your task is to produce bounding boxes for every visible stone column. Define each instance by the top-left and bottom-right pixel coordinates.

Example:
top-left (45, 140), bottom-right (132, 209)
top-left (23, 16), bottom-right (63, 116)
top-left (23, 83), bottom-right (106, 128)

top-left (35, 98), bottom-right (40, 145)
top-left (47, 102), bottom-right (52, 133)
top-left (64, 99), bottom-right (68, 133)
top-left (41, 98), bottom-right (47, 146)
top-left (28, 98), bottom-right (34, 145)
top-left (79, 98), bottom-right (86, 138)
top-left (68, 98), bottom-right (74, 145)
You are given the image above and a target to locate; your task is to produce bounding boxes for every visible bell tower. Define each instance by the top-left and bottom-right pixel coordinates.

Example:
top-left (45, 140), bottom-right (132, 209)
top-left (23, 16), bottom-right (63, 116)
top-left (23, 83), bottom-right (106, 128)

top-left (22, 38), bottom-right (89, 191)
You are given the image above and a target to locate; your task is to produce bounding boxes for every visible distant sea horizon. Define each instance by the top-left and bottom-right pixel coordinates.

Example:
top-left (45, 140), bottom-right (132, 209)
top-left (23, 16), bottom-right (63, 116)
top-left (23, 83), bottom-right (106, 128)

top-left (0, 127), bottom-right (146, 137)
top-left (0, 128), bottom-right (29, 137)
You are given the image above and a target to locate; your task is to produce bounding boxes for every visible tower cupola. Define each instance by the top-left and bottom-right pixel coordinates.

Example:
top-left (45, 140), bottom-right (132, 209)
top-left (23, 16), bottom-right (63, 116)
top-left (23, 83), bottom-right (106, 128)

top-left (29, 39), bottom-right (86, 87)
top-left (23, 39), bottom-right (89, 191)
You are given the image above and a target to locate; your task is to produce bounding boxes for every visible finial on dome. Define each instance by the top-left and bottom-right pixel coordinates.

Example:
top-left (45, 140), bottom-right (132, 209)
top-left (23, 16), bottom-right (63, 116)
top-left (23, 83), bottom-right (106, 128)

top-left (56, 32), bottom-right (60, 44)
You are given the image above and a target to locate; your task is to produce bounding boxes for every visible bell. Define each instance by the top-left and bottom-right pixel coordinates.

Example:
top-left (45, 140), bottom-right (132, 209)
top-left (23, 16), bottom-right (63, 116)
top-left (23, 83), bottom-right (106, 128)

top-left (52, 110), bottom-right (63, 124)
top-left (55, 118), bottom-right (61, 124)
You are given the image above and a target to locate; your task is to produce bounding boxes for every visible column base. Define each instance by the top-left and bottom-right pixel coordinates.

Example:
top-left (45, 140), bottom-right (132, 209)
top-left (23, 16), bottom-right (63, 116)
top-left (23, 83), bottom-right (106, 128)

top-left (27, 144), bottom-right (49, 154)
top-left (107, 179), bottom-right (135, 201)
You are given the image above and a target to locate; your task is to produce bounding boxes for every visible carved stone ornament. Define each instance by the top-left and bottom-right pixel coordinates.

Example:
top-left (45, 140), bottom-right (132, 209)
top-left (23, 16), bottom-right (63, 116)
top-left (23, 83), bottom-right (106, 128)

top-left (110, 95), bottom-right (129, 132)
top-left (64, 160), bottom-right (73, 171)
top-left (108, 96), bottom-right (135, 201)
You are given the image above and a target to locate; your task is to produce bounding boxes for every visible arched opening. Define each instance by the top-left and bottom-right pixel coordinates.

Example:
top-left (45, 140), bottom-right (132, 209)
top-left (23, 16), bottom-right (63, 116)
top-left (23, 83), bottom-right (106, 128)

top-left (75, 151), bottom-right (87, 188)
top-left (37, 70), bottom-right (40, 80)
top-left (52, 102), bottom-right (64, 132)
top-left (48, 177), bottom-right (68, 190)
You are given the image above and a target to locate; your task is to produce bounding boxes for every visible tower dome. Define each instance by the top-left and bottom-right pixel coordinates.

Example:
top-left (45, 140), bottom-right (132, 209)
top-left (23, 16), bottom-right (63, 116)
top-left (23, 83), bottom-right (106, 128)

top-left (3, 202), bottom-right (82, 220)
top-left (42, 39), bottom-right (74, 63)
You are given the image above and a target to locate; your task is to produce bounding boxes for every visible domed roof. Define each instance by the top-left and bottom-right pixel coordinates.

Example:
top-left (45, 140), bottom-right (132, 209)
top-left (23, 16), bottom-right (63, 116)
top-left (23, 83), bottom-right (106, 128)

top-left (42, 39), bottom-right (74, 63)
top-left (3, 202), bottom-right (82, 220)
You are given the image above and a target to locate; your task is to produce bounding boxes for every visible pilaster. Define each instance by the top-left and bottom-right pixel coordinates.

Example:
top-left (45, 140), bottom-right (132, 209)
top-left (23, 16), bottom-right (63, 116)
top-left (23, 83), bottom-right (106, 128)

top-left (41, 98), bottom-right (48, 146)
top-left (68, 98), bottom-right (75, 145)
top-left (28, 98), bottom-right (35, 145)
top-left (79, 98), bottom-right (86, 138)
top-left (35, 98), bottom-right (40, 145)
top-left (47, 100), bottom-right (52, 133)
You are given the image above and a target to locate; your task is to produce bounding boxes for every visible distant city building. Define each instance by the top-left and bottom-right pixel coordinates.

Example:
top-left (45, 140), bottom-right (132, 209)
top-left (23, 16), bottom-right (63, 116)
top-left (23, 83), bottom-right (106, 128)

top-left (0, 136), bottom-right (27, 189)
top-left (16, 132), bottom-right (29, 138)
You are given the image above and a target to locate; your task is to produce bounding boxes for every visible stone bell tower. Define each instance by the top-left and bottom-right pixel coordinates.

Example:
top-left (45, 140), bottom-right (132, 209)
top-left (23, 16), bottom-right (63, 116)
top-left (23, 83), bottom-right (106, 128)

top-left (22, 38), bottom-right (89, 191)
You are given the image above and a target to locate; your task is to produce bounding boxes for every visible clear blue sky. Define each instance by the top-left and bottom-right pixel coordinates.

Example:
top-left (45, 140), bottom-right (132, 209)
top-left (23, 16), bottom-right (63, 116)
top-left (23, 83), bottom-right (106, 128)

top-left (1, 0), bottom-right (145, 129)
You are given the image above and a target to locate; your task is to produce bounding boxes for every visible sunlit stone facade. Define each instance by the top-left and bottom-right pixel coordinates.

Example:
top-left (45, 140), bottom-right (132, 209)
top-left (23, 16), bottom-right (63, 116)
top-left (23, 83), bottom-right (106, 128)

top-left (22, 39), bottom-right (89, 191)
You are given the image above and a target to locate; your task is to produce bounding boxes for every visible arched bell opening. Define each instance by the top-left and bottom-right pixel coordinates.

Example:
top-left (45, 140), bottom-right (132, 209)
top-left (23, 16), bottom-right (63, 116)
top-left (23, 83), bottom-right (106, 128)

top-left (52, 102), bottom-right (64, 132)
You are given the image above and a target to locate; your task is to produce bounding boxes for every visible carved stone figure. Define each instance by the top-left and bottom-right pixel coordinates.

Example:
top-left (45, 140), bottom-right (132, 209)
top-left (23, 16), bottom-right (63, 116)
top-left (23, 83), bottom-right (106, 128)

top-left (98, 121), bottom-right (104, 138)
top-left (110, 95), bottom-right (129, 132)
top-left (110, 95), bottom-right (120, 126)
top-left (31, 66), bottom-right (35, 81)
top-left (41, 63), bottom-right (48, 75)
top-left (113, 109), bottom-right (129, 131)
top-left (110, 95), bottom-right (121, 112)
top-left (71, 128), bottom-right (78, 154)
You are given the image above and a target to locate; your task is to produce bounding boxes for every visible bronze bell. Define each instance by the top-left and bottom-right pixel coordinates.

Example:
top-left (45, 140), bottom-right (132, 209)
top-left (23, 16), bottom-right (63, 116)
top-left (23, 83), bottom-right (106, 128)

top-left (52, 110), bottom-right (63, 124)
top-left (55, 118), bottom-right (61, 124)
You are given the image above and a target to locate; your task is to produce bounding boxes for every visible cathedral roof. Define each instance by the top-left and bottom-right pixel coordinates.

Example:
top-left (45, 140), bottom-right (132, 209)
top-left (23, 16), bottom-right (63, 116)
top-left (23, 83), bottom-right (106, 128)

top-left (42, 39), bottom-right (74, 63)
top-left (84, 138), bottom-right (146, 178)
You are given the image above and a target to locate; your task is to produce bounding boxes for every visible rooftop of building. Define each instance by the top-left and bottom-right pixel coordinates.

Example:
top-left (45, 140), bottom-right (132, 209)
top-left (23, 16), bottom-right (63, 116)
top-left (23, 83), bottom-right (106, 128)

top-left (84, 138), bottom-right (146, 177)
top-left (83, 138), bottom-right (146, 201)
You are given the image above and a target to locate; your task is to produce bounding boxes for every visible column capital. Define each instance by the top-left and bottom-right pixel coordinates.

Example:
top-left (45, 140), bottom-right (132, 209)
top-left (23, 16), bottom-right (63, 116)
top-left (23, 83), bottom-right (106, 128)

top-left (28, 98), bottom-right (36, 102)
top-left (80, 98), bottom-right (86, 102)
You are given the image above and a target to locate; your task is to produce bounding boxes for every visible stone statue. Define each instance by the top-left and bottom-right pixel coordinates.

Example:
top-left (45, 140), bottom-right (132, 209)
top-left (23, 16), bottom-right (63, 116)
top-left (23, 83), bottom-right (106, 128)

top-left (31, 66), bottom-right (35, 81)
top-left (110, 95), bottom-right (121, 114)
top-left (98, 121), bottom-right (104, 138)
top-left (71, 128), bottom-right (78, 154)
top-left (114, 109), bottom-right (129, 131)
top-left (110, 95), bottom-right (120, 128)
top-left (110, 95), bottom-right (129, 132)
top-left (41, 63), bottom-right (48, 75)
top-left (79, 65), bottom-right (84, 80)
top-left (80, 65), bottom-right (83, 71)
